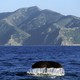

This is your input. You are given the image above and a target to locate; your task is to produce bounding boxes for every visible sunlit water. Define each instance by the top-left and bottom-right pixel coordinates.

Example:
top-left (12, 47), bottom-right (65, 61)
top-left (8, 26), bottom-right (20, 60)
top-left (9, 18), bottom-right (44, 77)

top-left (0, 46), bottom-right (80, 80)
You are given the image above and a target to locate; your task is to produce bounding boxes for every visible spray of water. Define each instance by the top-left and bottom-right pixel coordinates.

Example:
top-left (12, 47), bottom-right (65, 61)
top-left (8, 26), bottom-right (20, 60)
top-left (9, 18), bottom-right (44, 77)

top-left (27, 68), bottom-right (65, 76)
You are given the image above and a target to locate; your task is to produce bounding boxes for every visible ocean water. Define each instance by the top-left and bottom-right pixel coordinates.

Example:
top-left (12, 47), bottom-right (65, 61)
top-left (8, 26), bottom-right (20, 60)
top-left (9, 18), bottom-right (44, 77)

top-left (0, 46), bottom-right (80, 80)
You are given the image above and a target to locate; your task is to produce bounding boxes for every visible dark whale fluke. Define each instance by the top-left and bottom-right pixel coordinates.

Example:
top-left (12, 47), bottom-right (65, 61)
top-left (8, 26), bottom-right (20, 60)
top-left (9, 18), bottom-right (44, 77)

top-left (32, 61), bottom-right (62, 68)
top-left (27, 61), bottom-right (65, 76)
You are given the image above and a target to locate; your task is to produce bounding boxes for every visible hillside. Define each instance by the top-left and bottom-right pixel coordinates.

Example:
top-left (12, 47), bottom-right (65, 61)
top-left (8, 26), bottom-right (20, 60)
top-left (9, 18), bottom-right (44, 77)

top-left (0, 6), bottom-right (80, 46)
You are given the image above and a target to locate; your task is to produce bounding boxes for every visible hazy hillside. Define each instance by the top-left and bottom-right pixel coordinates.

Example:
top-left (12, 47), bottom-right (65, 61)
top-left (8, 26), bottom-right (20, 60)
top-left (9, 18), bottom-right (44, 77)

top-left (0, 12), bottom-right (12, 20)
top-left (0, 6), bottom-right (80, 46)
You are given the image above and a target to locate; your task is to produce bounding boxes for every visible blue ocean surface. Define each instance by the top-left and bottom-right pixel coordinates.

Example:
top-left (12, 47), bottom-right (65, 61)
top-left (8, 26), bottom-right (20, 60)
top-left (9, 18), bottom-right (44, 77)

top-left (0, 46), bottom-right (80, 80)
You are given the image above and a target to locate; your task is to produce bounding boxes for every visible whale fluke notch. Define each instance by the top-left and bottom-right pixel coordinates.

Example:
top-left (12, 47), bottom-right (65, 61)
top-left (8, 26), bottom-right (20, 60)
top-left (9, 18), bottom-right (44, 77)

top-left (32, 61), bottom-right (62, 68)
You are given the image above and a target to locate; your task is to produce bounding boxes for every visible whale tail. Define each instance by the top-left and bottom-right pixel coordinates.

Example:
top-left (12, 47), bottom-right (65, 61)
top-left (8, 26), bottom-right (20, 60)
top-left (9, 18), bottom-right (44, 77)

top-left (27, 61), bottom-right (65, 77)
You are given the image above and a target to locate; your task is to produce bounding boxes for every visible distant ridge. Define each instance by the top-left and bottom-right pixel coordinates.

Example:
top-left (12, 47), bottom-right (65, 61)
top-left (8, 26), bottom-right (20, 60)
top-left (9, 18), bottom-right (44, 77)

top-left (0, 6), bottom-right (80, 46)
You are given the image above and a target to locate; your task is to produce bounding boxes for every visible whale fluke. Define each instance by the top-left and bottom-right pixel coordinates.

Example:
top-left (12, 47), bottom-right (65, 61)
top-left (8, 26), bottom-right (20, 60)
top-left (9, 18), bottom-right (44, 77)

top-left (32, 61), bottom-right (62, 68)
top-left (27, 61), bottom-right (65, 76)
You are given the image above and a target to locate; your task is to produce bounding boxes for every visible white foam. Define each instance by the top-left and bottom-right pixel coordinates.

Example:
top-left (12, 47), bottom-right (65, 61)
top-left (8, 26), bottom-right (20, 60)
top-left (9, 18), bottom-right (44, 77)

top-left (27, 68), bottom-right (65, 76)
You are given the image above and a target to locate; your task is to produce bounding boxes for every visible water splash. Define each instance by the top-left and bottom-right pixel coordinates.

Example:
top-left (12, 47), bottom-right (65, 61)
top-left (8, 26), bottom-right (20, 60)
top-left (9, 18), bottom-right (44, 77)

top-left (27, 68), bottom-right (65, 76)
